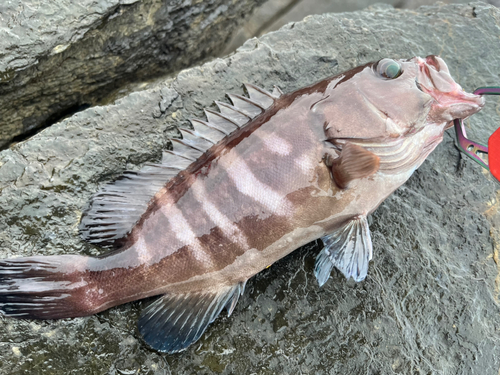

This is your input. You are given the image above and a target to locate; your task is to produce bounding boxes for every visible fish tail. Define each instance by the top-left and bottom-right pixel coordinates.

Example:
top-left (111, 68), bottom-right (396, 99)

top-left (0, 254), bottom-right (97, 319)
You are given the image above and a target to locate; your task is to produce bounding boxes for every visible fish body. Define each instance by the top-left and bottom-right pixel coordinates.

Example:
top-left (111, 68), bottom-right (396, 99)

top-left (0, 56), bottom-right (484, 352)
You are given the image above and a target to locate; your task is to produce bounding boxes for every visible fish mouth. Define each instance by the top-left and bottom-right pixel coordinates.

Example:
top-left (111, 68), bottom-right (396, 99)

top-left (414, 55), bottom-right (484, 125)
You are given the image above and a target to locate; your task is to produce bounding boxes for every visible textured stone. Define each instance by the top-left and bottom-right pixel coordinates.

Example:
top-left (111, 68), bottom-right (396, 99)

top-left (0, 2), bottom-right (500, 374)
top-left (223, 0), bottom-right (482, 55)
top-left (0, 0), bottom-right (265, 148)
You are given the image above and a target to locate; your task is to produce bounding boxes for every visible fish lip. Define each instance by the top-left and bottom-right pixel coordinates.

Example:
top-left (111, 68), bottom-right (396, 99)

top-left (414, 56), bottom-right (485, 122)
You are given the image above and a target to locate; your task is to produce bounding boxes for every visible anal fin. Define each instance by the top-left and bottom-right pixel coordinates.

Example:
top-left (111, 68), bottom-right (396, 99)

top-left (138, 282), bottom-right (245, 353)
top-left (315, 215), bottom-right (373, 285)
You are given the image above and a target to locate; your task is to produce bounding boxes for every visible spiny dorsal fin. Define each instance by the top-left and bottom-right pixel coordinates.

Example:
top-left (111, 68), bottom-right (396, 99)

top-left (216, 101), bottom-right (251, 126)
top-left (189, 119), bottom-right (227, 144)
top-left (178, 129), bottom-right (214, 150)
top-left (80, 83), bottom-right (279, 247)
top-left (161, 151), bottom-right (193, 169)
top-left (204, 109), bottom-right (240, 134)
top-left (245, 83), bottom-right (276, 108)
top-left (272, 85), bottom-right (283, 98)
top-left (138, 282), bottom-right (245, 353)
top-left (170, 139), bottom-right (204, 161)
top-left (228, 94), bottom-right (263, 117)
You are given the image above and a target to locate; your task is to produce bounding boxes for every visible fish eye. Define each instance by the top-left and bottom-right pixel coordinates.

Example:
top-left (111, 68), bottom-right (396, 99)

top-left (376, 59), bottom-right (402, 79)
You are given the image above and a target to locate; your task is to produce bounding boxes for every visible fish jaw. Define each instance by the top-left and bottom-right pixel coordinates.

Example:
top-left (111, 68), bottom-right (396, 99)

top-left (415, 55), bottom-right (485, 125)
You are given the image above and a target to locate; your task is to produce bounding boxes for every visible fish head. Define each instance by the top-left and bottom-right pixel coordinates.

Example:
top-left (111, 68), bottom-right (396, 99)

top-left (320, 55), bottom-right (484, 140)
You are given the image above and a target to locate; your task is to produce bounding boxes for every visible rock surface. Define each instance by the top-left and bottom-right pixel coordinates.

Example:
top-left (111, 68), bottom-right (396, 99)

top-left (223, 0), bottom-right (485, 55)
top-left (0, 0), bottom-right (265, 149)
top-left (223, 0), bottom-right (399, 55)
top-left (1, 2), bottom-right (500, 374)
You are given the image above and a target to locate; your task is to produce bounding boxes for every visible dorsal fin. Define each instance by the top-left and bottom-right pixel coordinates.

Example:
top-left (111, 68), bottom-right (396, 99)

top-left (161, 151), bottom-right (193, 169)
top-left (80, 83), bottom-right (279, 247)
top-left (79, 163), bottom-right (180, 246)
top-left (179, 128), bottom-right (214, 146)
top-left (169, 140), bottom-right (203, 161)
top-left (227, 94), bottom-right (263, 117)
top-left (204, 109), bottom-right (240, 134)
top-left (189, 119), bottom-right (227, 144)
top-left (244, 83), bottom-right (277, 108)
top-left (178, 129), bottom-right (214, 150)
top-left (272, 85), bottom-right (283, 98)
top-left (215, 101), bottom-right (251, 126)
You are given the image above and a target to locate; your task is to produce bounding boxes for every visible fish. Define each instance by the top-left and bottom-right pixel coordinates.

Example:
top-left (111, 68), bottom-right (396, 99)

top-left (0, 55), bottom-right (484, 353)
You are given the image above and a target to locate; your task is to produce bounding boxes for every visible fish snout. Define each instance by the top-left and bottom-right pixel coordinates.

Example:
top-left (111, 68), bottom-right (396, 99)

top-left (432, 89), bottom-right (484, 124)
top-left (415, 56), bottom-right (485, 122)
top-left (445, 92), bottom-right (485, 119)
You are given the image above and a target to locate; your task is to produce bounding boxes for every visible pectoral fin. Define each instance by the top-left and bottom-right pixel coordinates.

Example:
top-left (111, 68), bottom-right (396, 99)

top-left (330, 143), bottom-right (380, 189)
top-left (138, 282), bottom-right (245, 353)
top-left (314, 215), bottom-right (373, 285)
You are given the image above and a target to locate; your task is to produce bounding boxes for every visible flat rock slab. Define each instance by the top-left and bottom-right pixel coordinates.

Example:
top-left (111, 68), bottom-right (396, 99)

top-left (0, 0), bottom-right (265, 148)
top-left (1, 2), bottom-right (500, 374)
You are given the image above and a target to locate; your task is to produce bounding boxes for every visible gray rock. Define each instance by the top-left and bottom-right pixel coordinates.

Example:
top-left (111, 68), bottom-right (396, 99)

top-left (1, 2), bottom-right (500, 374)
top-left (222, 0), bottom-right (486, 55)
top-left (0, 0), bottom-right (265, 149)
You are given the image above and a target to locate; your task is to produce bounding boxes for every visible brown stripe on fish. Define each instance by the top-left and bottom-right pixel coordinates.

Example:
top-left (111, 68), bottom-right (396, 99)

top-left (116, 230), bottom-right (247, 291)
top-left (161, 204), bottom-right (213, 265)
top-left (218, 154), bottom-right (293, 216)
top-left (196, 225), bottom-right (246, 272)
top-left (190, 182), bottom-right (250, 250)
top-left (192, 158), bottom-right (285, 222)
top-left (222, 181), bottom-right (349, 266)
top-left (141, 222), bottom-right (249, 287)
top-left (232, 214), bottom-right (293, 256)
top-left (120, 176), bottom-right (257, 282)
top-left (220, 163), bottom-right (343, 257)
top-left (148, 190), bottom-right (222, 267)
top-left (114, 193), bottom-right (216, 274)
top-left (219, 106), bottom-right (325, 195)
top-left (253, 131), bottom-right (293, 156)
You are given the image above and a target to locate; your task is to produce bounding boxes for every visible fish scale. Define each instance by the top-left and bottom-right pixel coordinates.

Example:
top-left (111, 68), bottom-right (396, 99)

top-left (0, 56), bottom-right (485, 354)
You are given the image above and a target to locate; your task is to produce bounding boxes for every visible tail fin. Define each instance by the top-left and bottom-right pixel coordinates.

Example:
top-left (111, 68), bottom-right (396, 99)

top-left (0, 255), bottom-right (93, 319)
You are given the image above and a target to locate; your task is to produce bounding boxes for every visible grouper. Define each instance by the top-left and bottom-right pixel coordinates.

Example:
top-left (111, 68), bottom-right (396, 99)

top-left (0, 56), bottom-right (484, 353)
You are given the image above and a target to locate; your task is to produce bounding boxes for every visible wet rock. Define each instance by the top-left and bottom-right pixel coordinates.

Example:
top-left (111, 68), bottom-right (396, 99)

top-left (1, 2), bottom-right (500, 374)
top-left (0, 0), bottom-right (265, 149)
